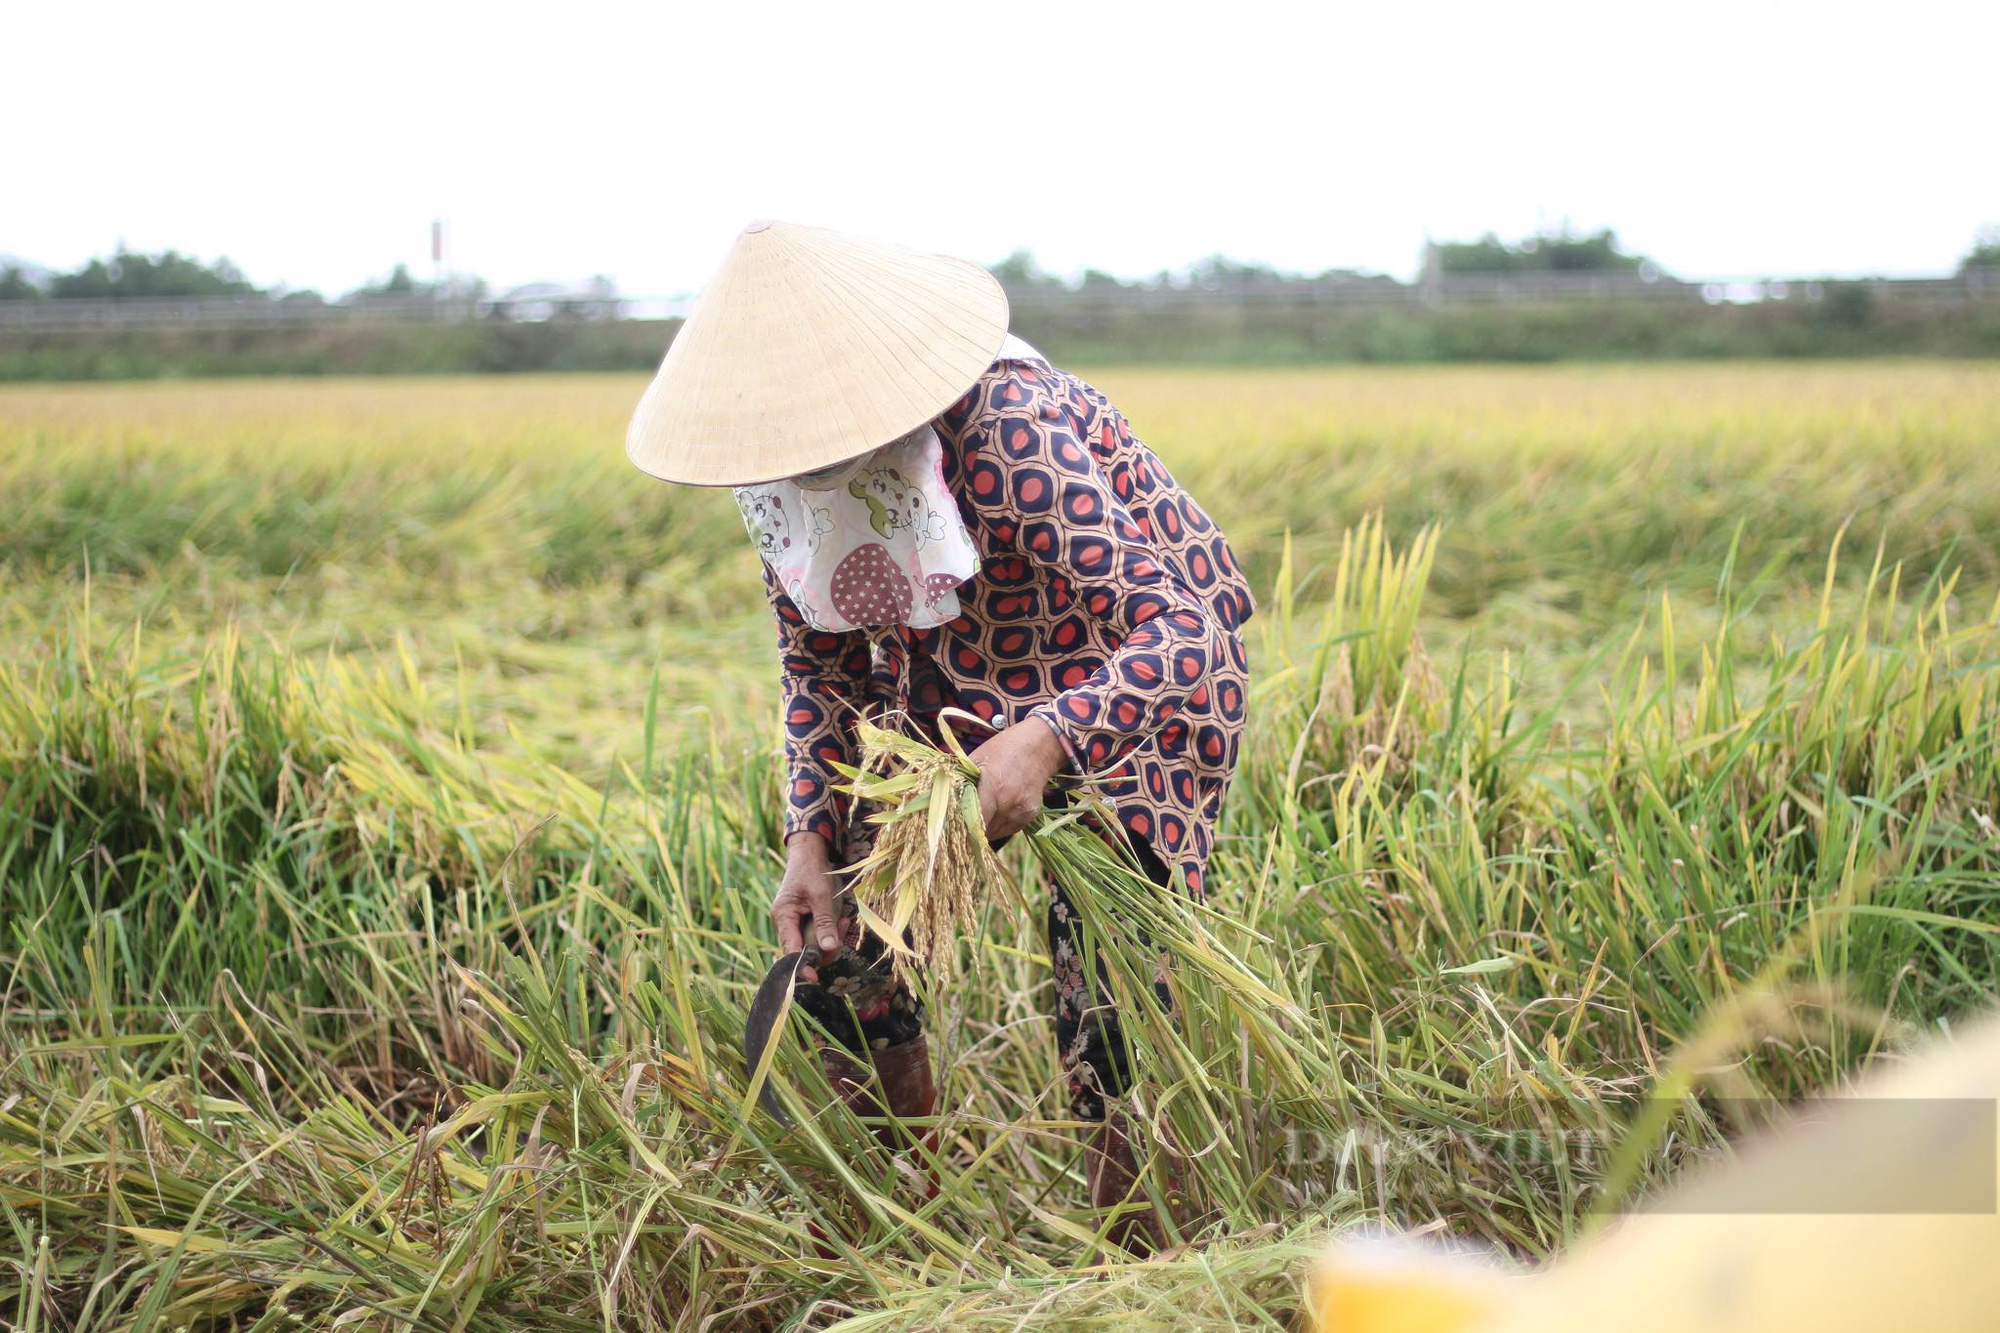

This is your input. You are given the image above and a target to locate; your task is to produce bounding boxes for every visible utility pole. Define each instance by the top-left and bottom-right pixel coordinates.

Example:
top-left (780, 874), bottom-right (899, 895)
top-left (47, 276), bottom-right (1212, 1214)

top-left (431, 219), bottom-right (450, 302)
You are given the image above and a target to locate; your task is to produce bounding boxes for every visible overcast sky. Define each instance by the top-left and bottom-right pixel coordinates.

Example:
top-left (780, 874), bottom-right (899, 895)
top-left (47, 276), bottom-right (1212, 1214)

top-left (7, 0), bottom-right (1994, 296)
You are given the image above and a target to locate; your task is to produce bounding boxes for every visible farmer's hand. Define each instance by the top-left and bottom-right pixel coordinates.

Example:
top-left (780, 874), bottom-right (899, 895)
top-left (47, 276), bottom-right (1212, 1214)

top-left (969, 717), bottom-right (1068, 844)
top-left (772, 832), bottom-right (844, 966)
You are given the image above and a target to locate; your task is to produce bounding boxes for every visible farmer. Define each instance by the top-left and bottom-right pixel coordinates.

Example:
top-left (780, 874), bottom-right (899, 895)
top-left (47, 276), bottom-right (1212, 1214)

top-left (626, 222), bottom-right (1253, 1248)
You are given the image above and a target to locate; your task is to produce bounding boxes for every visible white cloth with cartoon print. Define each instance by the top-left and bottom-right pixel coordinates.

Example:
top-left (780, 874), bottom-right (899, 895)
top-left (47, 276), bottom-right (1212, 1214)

top-left (733, 335), bottom-right (1047, 631)
top-left (731, 424), bottom-right (979, 631)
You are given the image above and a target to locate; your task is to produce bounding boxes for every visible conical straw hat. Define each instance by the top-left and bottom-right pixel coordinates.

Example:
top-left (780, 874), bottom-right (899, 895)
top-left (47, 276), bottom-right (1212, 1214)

top-left (626, 221), bottom-right (1010, 487)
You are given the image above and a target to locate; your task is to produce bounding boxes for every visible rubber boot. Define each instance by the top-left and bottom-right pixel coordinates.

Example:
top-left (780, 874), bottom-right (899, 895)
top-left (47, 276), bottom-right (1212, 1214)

top-left (804, 1037), bottom-right (941, 1257)
top-left (1086, 1110), bottom-right (1170, 1257)
top-left (821, 1036), bottom-right (940, 1191)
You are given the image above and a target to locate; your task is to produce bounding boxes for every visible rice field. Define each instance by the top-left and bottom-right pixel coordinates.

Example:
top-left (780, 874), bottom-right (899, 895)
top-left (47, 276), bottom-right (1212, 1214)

top-left (2, 362), bottom-right (1998, 1329)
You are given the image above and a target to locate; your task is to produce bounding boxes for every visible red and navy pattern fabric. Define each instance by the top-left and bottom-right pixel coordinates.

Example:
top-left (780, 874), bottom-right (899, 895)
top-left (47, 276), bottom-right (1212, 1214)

top-left (763, 358), bottom-right (1254, 896)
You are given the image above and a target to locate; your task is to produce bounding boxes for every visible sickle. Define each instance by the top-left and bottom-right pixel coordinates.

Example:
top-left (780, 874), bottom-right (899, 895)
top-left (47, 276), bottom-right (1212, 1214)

top-left (743, 951), bottom-right (805, 1128)
top-left (743, 944), bottom-right (905, 1129)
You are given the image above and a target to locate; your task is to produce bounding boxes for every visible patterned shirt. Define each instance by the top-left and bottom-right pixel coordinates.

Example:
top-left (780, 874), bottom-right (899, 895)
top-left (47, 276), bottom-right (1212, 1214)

top-left (762, 358), bottom-right (1254, 895)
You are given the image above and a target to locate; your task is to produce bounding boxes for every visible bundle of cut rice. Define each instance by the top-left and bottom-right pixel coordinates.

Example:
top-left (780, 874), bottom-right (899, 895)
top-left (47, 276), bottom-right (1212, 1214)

top-left (839, 715), bottom-right (1299, 1034)
top-left (840, 718), bottom-right (1006, 986)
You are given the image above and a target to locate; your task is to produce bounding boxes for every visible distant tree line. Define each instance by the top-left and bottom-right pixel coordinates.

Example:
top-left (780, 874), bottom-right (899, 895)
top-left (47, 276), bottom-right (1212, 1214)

top-left (7, 228), bottom-right (1999, 308)
top-left (1427, 227), bottom-right (1651, 276)
top-left (2, 250), bottom-right (262, 300)
top-left (989, 249), bottom-right (1403, 294)
top-left (0, 251), bottom-right (485, 304)
top-left (990, 226), bottom-right (1662, 295)
top-left (1964, 226), bottom-right (2000, 275)
top-left (4, 230), bottom-right (1999, 380)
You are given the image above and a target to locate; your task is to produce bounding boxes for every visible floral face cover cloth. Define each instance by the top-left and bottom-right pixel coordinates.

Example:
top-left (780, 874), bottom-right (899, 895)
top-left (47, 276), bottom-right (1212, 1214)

top-left (732, 423), bottom-right (980, 631)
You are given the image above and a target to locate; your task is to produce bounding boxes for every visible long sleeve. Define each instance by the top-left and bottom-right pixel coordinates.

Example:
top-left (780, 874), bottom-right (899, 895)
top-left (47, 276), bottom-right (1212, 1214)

top-left (761, 562), bottom-right (872, 846)
top-left (957, 384), bottom-right (1233, 777)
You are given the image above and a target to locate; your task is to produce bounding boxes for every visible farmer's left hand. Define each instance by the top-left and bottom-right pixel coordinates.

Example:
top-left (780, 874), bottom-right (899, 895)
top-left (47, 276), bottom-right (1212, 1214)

top-left (968, 717), bottom-right (1067, 844)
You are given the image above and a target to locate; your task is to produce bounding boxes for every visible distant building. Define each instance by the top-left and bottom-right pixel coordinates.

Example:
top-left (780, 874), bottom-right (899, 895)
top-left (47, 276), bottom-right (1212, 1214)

top-left (490, 278), bottom-right (622, 322)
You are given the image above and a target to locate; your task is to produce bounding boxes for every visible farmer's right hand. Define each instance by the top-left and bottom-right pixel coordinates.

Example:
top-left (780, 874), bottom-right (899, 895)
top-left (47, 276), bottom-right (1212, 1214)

top-left (773, 831), bottom-right (844, 963)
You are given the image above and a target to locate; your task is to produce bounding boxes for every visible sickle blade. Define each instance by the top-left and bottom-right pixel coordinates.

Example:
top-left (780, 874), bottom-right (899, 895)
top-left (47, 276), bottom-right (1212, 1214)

top-left (743, 951), bottom-right (805, 1128)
